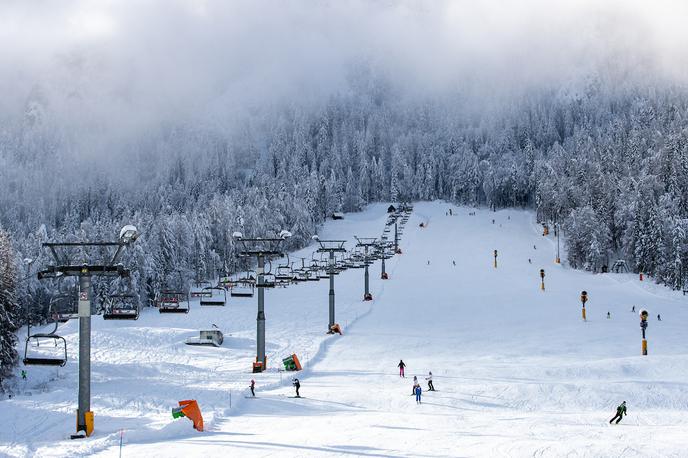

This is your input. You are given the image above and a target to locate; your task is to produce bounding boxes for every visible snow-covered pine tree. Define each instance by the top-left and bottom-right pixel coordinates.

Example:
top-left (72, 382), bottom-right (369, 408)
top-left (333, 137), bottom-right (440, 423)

top-left (0, 229), bottom-right (19, 389)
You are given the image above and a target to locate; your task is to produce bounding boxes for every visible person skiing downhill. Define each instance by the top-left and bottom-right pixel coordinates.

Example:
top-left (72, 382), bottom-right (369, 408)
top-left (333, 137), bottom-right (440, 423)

top-left (657, 314), bottom-right (662, 321)
top-left (609, 401), bottom-right (627, 424)
top-left (412, 376), bottom-right (419, 395)
top-left (292, 378), bottom-right (301, 398)
top-left (398, 360), bottom-right (406, 377)
top-left (426, 371), bottom-right (435, 391)
top-left (250, 379), bottom-right (255, 397)
top-left (415, 385), bottom-right (422, 404)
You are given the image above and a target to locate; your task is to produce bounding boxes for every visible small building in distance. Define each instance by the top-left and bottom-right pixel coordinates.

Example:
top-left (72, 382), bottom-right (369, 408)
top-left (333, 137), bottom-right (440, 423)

top-left (332, 212), bottom-right (345, 220)
top-left (387, 205), bottom-right (396, 213)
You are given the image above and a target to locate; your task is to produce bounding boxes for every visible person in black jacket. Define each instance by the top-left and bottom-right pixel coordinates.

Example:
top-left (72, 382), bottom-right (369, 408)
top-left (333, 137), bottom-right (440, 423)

top-left (609, 401), bottom-right (627, 424)
top-left (292, 378), bottom-right (301, 397)
top-left (398, 360), bottom-right (406, 377)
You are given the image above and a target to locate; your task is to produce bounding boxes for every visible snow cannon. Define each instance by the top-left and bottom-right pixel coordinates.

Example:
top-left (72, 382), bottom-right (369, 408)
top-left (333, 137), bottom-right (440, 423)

top-left (640, 309), bottom-right (649, 355)
top-left (282, 354), bottom-right (302, 371)
top-left (364, 292), bottom-right (373, 301)
top-left (493, 249), bottom-right (498, 268)
top-left (172, 400), bottom-right (204, 432)
top-left (539, 269), bottom-right (545, 291)
top-left (580, 291), bottom-right (588, 321)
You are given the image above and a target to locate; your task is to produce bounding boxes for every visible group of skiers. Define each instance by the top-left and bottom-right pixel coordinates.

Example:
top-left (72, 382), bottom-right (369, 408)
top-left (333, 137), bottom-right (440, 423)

top-left (398, 360), bottom-right (435, 404)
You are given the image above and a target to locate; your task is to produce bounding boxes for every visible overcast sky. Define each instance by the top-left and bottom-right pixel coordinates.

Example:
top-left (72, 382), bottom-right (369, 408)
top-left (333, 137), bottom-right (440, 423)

top-left (1, 0), bottom-right (687, 133)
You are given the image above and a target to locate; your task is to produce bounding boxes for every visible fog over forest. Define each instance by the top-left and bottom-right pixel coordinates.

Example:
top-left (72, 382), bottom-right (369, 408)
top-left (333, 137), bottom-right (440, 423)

top-left (1, 0), bottom-right (688, 320)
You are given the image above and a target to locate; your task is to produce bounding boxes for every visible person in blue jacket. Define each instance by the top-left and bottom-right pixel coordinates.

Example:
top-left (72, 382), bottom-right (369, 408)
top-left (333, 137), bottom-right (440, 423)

top-left (415, 384), bottom-right (422, 404)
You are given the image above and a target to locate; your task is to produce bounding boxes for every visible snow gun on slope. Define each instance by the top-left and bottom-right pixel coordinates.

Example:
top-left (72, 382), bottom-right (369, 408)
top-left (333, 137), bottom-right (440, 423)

top-left (172, 400), bottom-right (204, 432)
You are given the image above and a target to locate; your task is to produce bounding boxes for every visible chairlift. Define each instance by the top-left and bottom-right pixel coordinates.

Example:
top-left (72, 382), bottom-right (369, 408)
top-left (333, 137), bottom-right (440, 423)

top-left (259, 272), bottom-right (277, 288)
top-left (230, 279), bottom-right (255, 297)
top-left (157, 290), bottom-right (190, 314)
top-left (200, 287), bottom-right (227, 306)
top-left (23, 333), bottom-right (67, 367)
top-left (275, 265), bottom-right (295, 282)
top-left (190, 281), bottom-right (213, 298)
top-left (49, 293), bottom-right (78, 323)
top-left (103, 294), bottom-right (139, 320)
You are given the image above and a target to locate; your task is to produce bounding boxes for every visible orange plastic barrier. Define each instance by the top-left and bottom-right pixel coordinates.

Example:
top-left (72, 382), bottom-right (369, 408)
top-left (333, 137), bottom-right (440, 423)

top-left (330, 323), bottom-right (343, 335)
top-left (176, 400), bottom-right (204, 432)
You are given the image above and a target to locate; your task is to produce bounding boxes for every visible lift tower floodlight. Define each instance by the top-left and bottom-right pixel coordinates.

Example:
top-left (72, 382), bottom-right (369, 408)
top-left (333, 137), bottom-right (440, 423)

top-left (313, 236), bottom-right (347, 332)
top-left (234, 230), bottom-right (290, 372)
top-left (355, 236), bottom-right (378, 301)
top-left (37, 225), bottom-right (139, 439)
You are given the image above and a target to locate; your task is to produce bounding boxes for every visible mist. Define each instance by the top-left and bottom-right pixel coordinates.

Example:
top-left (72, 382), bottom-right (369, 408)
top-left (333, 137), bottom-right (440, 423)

top-left (3, 0), bottom-right (688, 127)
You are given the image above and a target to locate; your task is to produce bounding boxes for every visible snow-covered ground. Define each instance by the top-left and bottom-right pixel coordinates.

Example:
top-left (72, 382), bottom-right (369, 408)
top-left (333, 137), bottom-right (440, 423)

top-left (3, 202), bottom-right (688, 457)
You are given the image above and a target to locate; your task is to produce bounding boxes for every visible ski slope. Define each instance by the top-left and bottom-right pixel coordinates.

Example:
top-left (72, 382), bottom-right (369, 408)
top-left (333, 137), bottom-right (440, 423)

top-left (3, 202), bottom-right (688, 457)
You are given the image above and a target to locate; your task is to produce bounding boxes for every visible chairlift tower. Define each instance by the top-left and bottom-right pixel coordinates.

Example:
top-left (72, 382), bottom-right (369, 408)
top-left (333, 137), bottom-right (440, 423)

top-left (233, 231), bottom-right (290, 372)
top-left (36, 226), bottom-right (139, 439)
top-left (379, 240), bottom-right (392, 279)
top-left (355, 236), bottom-right (378, 301)
top-left (313, 237), bottom-right (347, 332)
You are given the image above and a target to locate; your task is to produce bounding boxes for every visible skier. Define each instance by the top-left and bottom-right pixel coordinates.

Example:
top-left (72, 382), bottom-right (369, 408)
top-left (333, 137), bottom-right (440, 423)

top-left (250, 379), bottom-right (255, 397)
top-left (292, 378), bottom-right (301, 398)
top-left (21, 370), bottom-right (27, 380)
top-left (427, 260), bottom-right (430, 265)
top-left (449, 208), bottom-right (453, 216)
top-left (533, 245), bottom-right (537, 250)
top-left (657, 314), bottom-right (661, 321)
top-left (607, 312), bottom-right (611, 319)
top-left (412, 376), bottom-right (419, 395)
top-left (632, 305), bottom-right (635, 313)
top-left (609, 401), bottom-right (627, 424)
top-left (415, 384), bottom-right (422, 404)
top-left (452, 260), bottom-right (456, 266)
top-left (426, 371), bottom-right (435, 391)
top-left (528, 258), bottom-right (532, 264)
top-left (398, 360), bottom-right (406, 377)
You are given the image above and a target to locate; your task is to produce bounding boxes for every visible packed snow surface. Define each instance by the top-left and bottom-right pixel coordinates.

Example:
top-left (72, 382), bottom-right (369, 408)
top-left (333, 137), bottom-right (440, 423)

top-left (3, 202), bottom-right (688, 457)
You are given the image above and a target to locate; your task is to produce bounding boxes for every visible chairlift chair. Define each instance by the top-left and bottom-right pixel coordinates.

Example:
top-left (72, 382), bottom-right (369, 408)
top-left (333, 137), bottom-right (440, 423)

top-left (190, 281), bottom-right (213, 298)
top-left (200, 287), bottom-right (227, 306)
top-left (230, 279), bottom-right (255, 297)
top-left (103, 294), bottom-right (139, 320)
top-left (259, 272), bottom-right (277, 288)
top-left (157, 290), bottom-right (190, 313)
top-left (49, 294), bottom-right (78, 323)
top-left (23, 333), bottom-right (68, 367)
top-left (275, 265), bottom-right (295, 284)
